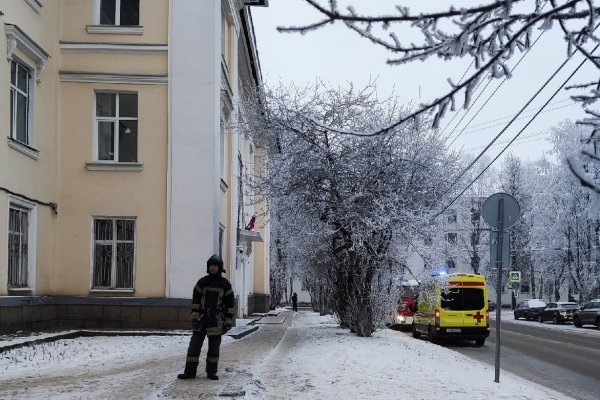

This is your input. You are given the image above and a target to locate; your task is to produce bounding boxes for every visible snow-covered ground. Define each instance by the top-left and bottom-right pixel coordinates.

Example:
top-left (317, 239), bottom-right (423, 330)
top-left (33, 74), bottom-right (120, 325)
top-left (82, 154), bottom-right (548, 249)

top-left (244, 312), bottom-right (572, 400)
top-left (0, 311), bottom-right (577, 399)
top-left (1, 335), bottom-right (192, 380)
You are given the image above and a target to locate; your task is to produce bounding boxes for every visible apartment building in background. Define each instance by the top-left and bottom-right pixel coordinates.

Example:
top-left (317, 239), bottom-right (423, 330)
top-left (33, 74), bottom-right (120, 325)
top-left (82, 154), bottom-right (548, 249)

top-left (405, 198), bottom-right (574, 306)
top-left (0, 0), bottom-right (270, 332)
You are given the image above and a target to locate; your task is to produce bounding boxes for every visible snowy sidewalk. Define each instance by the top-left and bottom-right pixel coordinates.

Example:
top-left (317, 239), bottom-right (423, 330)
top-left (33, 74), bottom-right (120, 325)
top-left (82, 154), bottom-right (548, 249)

top-left (242, 311), bottom-right (573, 400)
top-left (0, 310), bottom-right (575, 399)
top-left (0, 311), bottom-right (293, 399)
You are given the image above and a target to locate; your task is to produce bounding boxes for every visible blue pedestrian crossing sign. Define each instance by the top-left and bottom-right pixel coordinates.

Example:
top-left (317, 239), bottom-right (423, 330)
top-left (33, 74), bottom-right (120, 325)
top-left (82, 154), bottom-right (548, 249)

top-left (509, 271), bottom-right (521, 283)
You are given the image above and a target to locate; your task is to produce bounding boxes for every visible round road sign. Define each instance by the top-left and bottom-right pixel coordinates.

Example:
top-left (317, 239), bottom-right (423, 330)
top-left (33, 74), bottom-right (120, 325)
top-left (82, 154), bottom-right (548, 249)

top-left (482, 192), bottom-right (521, 229)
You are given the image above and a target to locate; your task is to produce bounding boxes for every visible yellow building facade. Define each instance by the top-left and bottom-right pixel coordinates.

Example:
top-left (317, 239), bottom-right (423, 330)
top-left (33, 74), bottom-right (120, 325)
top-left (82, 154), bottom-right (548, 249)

top-left (0, 0), bottom-right (270, 330)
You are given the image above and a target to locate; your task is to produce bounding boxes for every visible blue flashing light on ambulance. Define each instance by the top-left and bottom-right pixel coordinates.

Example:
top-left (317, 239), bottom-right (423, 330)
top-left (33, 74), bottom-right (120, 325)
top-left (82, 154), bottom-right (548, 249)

top-left (412, 273), bottom-right (490, 347)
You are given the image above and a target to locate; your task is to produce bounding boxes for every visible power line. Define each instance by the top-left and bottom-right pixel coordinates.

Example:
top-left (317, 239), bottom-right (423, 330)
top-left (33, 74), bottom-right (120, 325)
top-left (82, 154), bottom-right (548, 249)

top-left (442, 18), bottom-right (600, 202)
top-left (438, 44), bottom-right (598, 217)
top-left (438, 60), bottom-right (476, 136)
top-left (444, 52), bottom-right (577, 198)
top-left (460, 98), bottom-right (572, 132)
top-left (462, 130), bottom-right (548, 153)
top-left (443, 1), bottom-right (550, 145)
top-left (445, 29), bottom-right (549, 147)
top-left (460, 102), bottom-right (578, 152)
top-left (459, 101), bottom-right (574, 136)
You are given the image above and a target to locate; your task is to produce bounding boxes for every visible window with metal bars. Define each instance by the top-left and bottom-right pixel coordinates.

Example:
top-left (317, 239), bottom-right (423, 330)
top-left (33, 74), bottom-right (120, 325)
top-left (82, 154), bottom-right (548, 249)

top-left (93, 218), bottom-right (135, 289)
top-left (8, 206), bottom-right (29, 288)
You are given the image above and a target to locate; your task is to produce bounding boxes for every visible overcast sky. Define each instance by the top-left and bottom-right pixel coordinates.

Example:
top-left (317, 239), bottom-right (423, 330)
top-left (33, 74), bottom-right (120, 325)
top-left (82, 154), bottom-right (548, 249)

top-left (251, 0), bottom-right (598, 163)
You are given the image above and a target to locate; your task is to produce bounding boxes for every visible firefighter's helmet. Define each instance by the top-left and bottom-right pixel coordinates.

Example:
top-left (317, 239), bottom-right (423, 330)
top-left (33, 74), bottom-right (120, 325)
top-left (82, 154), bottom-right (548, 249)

top-left (206, 254), bottom-right (224, 274)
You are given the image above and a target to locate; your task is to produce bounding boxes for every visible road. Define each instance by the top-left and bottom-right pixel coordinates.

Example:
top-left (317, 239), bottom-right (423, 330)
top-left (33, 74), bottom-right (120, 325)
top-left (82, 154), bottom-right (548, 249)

top-left (442, 319), bottom-right (600, 400)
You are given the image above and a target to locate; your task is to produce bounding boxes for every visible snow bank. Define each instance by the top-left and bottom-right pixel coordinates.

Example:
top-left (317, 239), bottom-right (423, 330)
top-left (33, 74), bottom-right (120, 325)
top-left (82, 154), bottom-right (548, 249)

top-left (245, 312), bottom-right (572, 400)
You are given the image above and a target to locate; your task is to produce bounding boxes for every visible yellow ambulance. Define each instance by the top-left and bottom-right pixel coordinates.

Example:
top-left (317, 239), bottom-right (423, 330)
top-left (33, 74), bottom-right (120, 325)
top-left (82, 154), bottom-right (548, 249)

top-left (412, 273), bottom-right (490, 346)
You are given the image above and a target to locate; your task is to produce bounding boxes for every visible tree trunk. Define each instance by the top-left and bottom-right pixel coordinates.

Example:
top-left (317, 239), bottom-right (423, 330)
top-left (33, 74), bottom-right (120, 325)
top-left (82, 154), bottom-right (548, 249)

top-left (354, 261), bottom-right (375, 337)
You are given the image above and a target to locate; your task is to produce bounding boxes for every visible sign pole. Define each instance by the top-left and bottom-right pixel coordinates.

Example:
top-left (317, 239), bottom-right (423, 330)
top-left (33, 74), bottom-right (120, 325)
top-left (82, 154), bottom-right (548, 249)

top-left (482, 192), bottom-right (520, 384)
top-left (495, 198), bottom-right (504, 383)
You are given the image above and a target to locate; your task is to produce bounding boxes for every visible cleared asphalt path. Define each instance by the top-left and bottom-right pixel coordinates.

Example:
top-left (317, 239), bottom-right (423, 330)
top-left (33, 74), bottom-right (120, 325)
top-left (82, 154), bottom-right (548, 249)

top-left (444, 320), bottom-right (600, 400)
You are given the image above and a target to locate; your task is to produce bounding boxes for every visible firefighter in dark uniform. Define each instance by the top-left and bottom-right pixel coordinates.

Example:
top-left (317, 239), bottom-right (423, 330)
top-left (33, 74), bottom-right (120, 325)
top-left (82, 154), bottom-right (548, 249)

top-left (177, 254), bottom-right (235, 380)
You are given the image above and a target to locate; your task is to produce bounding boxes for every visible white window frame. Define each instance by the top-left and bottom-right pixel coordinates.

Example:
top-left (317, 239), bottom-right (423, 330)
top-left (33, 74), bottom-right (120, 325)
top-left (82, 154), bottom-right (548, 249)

top-left (221, 7), bottom-right (229, 71)
top-left (94, 0), bottom-right (140, 26)
top-left (6, 195), bottom-right (37, 293)
top-left (93, 91), bottom-right (138, 163)
top-left (5, 24), bottom-right (49, 158)
top-left (219, 225), bottom-right (225, 259)
top-left (9, 59), bottom-right (32, 146)
top-left (220, 119), bottom-right (226, 180)
top-left (91, 217), bottom-right (136, 290)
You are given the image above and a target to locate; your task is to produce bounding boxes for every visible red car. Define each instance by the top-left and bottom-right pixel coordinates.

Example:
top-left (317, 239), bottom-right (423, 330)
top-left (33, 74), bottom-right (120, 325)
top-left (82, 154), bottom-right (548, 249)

top-left (391, 297), bottom-right (417, 329)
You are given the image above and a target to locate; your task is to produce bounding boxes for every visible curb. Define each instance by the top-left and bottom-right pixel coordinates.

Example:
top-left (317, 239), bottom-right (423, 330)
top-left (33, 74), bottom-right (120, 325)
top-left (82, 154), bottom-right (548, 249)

top-left (0, 330), bottom-right (187, 354)
top-left (1, 324), bottom-right (263, 353)
top-left (225, 325), bottom-right (259, 339)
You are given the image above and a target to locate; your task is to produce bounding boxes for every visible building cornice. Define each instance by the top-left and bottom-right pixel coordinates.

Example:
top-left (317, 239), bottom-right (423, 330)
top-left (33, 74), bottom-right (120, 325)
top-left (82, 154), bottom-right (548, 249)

top-left (86, 25), bottom-right (144, 35)
top-left (239, 9), bottom-right (263, 90)
top-left (5, 23), bottom-right (50, 83)
top-left (60, 42), bottom-right (167, 53)
top-left (224, 0), bottom-right (242, 33)
top-left (60, 72), bottom-right (167, 85)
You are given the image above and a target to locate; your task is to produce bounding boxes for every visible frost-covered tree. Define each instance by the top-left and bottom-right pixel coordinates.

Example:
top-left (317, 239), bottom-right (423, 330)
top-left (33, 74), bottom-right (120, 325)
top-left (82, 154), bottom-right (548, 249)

top-left (241, 82), bottom-right (461, 336)
top-left (416, 154), bottom-right (495, 276)
top-left (458, 155), bottom-right (496, 275)
top-left (500, 154), bottom-right (533, 305)
top-left (269, 194), bottom-right (334, 314)
top-left (281, 0), bottom-right (600, 198)
top-left (526, 121), bottom-right (600, 301)
top-left (548, 121), bottom-right (600, 301)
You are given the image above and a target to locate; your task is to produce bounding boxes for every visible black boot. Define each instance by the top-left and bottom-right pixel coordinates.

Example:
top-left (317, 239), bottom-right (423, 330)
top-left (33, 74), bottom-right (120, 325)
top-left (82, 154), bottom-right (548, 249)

top-left (207, 374), bottom-right (219, 380)
top-left (177, 373), bottom-right (195, 380)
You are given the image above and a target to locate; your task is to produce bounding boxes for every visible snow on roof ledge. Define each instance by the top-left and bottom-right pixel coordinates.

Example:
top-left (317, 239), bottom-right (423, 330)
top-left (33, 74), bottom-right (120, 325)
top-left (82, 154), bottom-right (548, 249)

top-left (238, 229), bottom-right (262, 242)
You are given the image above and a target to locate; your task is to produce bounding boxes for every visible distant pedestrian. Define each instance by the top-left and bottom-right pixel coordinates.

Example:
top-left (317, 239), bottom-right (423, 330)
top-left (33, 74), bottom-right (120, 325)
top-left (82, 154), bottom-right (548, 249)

top-left (292, 292), bottom-right (298, 312)
top-left (177, 254), bottom-right (235, 381)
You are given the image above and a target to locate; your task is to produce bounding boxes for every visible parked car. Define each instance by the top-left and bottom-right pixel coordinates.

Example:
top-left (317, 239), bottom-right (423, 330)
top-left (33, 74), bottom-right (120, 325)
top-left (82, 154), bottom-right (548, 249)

top-left (488, 300), bottom-right (496, 311)
top-left (573, 299), bottom-right (600, 329)
top-left (539, 302), bottom-right (578, 324)
top-left (514, 299), bottom-right (547, 320)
